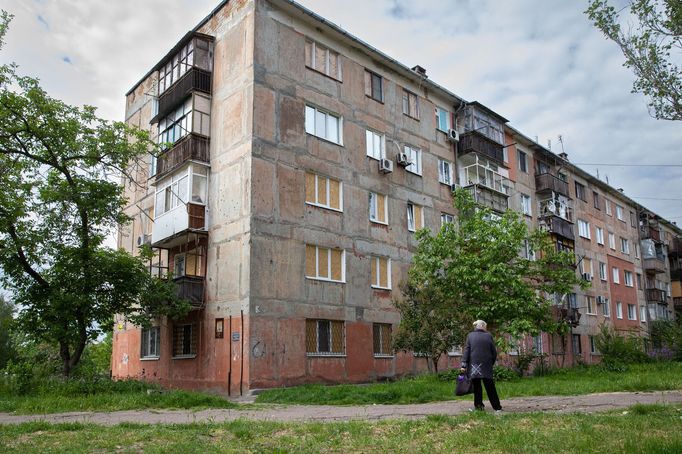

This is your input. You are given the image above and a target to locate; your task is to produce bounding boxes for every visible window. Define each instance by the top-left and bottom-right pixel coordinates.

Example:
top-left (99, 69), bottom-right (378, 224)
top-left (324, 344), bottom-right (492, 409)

top-left (305, 105), bottom-right (342, 144)
top-left (435, 107), bottom-right (450, 132)
top-left (635, 244), bottom-right (640, 259)
top-left (593, 191), bottom-right (600, 209)
top-left (605, 199), bottom-right (612, 216)
top-left (608, 232), bottom-right (616, 249)
top-left (371, 257), bottom-right (391, 289)
top-left (402, 89), bottom-right (419, 119)
top-left (157, 95), bottom-right (211, 146)
top-left (586, 296), bottom-right (595, 314)
top-left (616, 204), bottom-right (625, 221)
top-left (155, 171), bottom-right (188, 217)
top-left (305, 172), bottom-right (342, 211)
top-left (364, 70), bottom-right (383, 102)
top-left (616, 302), bottom-right (623, 319)
top-left (521, 194), bottom-right (532, 216)
top-left (627, 304), bottom-right (637, 320)
top-left (522, 239), bottom-right (535, 260)
top-left (533, 335), bottom-right (543, 354)
top-left (369, 192), bottom-right (388, 224)
top-left (306, 319), bottom-right (345, 355)
top-left (437, 159), bottom-right (454, 185)
top-left (172, 323), bottom-right (197, 357)
top-left (596, 227), bottom-right (604, 245)
top-left (636, 273), bottom-right (642, 289)
top-left (365, 130), bottom-right (385, 160)
top-left (578, 219), bottom-right (591, 239)
top-left (599, 262), bottom-right (607, 281)
top-left (572, 334), bottom-right (582, 355)
top-left (305, 245), bottom-right (345, 282)
top-left (624, 270), bottom-right (634, 287)
top-left (575, 182), bottom-right (586, 201)
top-left (568, 293), bottom-right (578, 309)
top-left (404, 146), bottom-right (422, 175)
top-left (601, 298), bottom-right (610, 317)
top-left (407, 203), bottom-right (424, 232)
top-left (612, 267), bottom-right (620, 284)
top-left (158, 37), bottom-right (212, 94)
top-left (640, 306), bottom-right (647, 322)
top-left (141, 326), bottom-right (160, 358)
top-left (305, 39), bottom-right (342, 80)
top-left (620, 237), bottom-right (630, 254)
top-left (518, 151), bottom-right (528, 173)
top-left (580, 257), bottom-right (593, 278)
top-left (373, 323), bottom-right (392, 356)
top-left (630, 211), bottom-right (637, 228)
top-left (149, 154), bottom-right (158, 178)
top-left (441, 213), bottom-right (454, 226)
top-left (590, 336), bottom-right (598, 354)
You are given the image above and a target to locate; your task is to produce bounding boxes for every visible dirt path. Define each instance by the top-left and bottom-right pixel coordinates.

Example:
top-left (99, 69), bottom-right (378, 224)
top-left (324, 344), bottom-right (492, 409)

top-left (1, 390), bottom-right (681, 426)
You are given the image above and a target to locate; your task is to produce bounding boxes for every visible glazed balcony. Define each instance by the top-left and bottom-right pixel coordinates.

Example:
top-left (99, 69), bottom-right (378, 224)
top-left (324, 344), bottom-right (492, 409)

top-left (152, 202), bottom-right (206, 249)
top-left (174, 275), bottom-right (205, 309)
top-left (540, 215), bottom-right (575, 241)
top-left (464, 185), bottom-right (509, 213)
top-left (643, 257), bottom-right (666, 274)
top-left (535, 173), bottom-right (569, 197)
top-left (539, 198), bottom-right (574, 223)
top-left (458, 130), bottom-right (504, 164)
top-left (153, 67), bottom-right (212, 123)
top-left (155, 134), bottom-right (210, 180)
top-left (645, 288), bottom-right (667, 303)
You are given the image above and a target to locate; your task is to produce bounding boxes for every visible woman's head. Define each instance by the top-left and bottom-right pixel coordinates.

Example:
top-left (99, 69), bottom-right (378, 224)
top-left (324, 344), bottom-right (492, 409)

top-left (473, 320), bottom-right (487, 330)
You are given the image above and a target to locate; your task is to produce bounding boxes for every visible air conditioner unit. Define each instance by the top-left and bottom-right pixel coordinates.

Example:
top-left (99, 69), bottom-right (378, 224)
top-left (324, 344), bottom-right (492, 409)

top-left (379, 158), bottom-right (393, 174)
top-left (447, 129), bottom-right (460, 142)
top-left (137, 234), bottom-right (151, 247)
top-left (581, 273), bottom-right (593, 282)
top-left (396, 152), bottom-right (411, 167)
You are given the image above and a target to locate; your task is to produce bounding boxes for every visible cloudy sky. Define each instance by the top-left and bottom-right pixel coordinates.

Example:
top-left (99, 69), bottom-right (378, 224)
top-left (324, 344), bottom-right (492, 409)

top-left (2, 0), bottom-right (681, 222)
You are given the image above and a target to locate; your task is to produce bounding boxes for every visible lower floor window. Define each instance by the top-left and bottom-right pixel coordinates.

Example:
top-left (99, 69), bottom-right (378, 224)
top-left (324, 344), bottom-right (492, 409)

top-left (173, 323), bottom-right (197, 357)
top-left (572, 334), bottom-right (582, 355)
top-left (306, 319), bottom-right (345, 355)
top-left (589, 335), bottom-right (598, 354)
top-left (141, 326), bottom-right (160, 358)
top-left (373, 323), bottom-right (392, 356)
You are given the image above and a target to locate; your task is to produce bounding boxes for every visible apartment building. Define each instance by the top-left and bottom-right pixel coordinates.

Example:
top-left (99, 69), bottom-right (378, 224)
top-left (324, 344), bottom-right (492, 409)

top-left (112, 0), bottom-right (681, 393)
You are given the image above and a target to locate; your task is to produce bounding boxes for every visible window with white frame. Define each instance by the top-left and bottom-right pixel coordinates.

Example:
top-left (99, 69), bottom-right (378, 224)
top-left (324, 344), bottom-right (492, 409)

top-left (371, 256), bottom-right (391, 289)
top-left (580, 257), bottom-right (593, 278)
top-left (438, 159), bottom-right (453, 185)
top-left (435, 107), bottom-right (450, 132)
top-left (620, 237), bottom-right (630, 254)
top-left (369, 192), bottom-right (388, 224)
top-left (612, 267), bottom-right (620, 284)
top-left (366, 129), bottom-right (385, 160)
top-left (522, 239), bottom-right (535, 260)
top-left (578, 219), bottom-right (591, 239)
top-left (404, 146), bottom-right (422, 175)
top-left (616, 204), bottom-right (625, 221)
top-left (608, 232), bottom-right (616, 249)
top-left (596, 227), bottom-right (604, 245)
top-left (599, 262), bottom-right (607, 281)
top-left (590, 336), bottom-right (599, 354)
top-left (364, 70), bottom-right (383, 102)
top-left (305, 39), bottom-right (342, 80)
top-left (533, 335), bottom-right (543, 354)
top-left (627, 304), bottom-right (637, 320)
top-left (601, 298), bottom-right (610, 317)
top-left (305, 172), bottom-right (342, 211)
top-left (305, 105), bottom-right (342, 144)
top-left (640, 306), bottom-right (647, 322)
top-left (616, 302), bottom-right (623, 319)
top-left (141, 326), bottom-right (160, 358)
top-left (521, 194), bottom-right (532, 216)
top-left (157, 95), bottom-right (211, 147)
top-left (441, 213), bottom-right (454, 226)
top-left (305, 245), bottom-right (345, 282)
top-left (373, 323), bottom-right (392, 356)
top-left (624, 270), bottom-right (634, 287)
top-left (402, 89), bottom-right (419, 118)
top-left (407, 203), bottom-right (424, 232)
top-left (155, 166), bottom-right (208, 217)
top-left (306, 319), bottom-right (345, 355)
top-left (586, 296), bottom-right (595, 314)
top-left (605, 199), bottom-right (612, 216)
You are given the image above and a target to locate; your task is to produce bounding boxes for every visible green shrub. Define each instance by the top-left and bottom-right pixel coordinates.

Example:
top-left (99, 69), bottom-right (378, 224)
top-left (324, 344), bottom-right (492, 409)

top-left (595, 324), bottom-right (649, 371)
top-left (649, 320), bottom-right (682, 361)
top-left (493, 365), bottom-right (517, 381)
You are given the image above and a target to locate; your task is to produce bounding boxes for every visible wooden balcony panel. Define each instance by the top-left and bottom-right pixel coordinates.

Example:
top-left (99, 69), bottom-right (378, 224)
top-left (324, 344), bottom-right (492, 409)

top-left (643, 257), bottom-right (666, 274)
top-left (155, 134), bottom-right (210, 179)
top-left (543, 215), bottom-right (575, 241)
top-left (154, 67), bottom-right (212, 122)
top-left (174, 275), bottom-right (205, 309)
top-left (674, 296), bottom-right (682, 308)
top-left (640, 226), bottom-right (661, 242)
top-left (188, 203), bottom-right (205, 230)
top-left (458, 130), bottom-right (504, 163)
top-left (645, 288), bottom-right (666, 303)
top-left (535, 173), bottom-right (569, 197)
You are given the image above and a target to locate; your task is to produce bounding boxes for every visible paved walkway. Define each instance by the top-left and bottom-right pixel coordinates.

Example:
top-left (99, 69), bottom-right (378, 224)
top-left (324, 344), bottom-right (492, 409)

top-left (1, 391), bottom-right (681, 426)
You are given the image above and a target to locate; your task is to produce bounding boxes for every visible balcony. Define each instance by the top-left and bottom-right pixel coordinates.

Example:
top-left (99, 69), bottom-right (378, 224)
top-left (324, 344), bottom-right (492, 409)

top-left (152, 202), bottom-right (207, 249)
top-left (670, 268), bottom-right (682, 281)
top-left (551, 306), bottom-right (581, 327)
top-left (640, 225), bottom-right (661, 242)
top-left (643, 257), bottom-right (666, 274)
top-left (155, 134), bottom-right (210, 180)
top-left (174, 275), bottom-right (205, 309)
top-left (540, 215), bottom-right (575, 241)
top-left (458, 130), bottom-right (504, 164)
top-left (674, 297), bottom-right (682, 309)
top-left (535, 173), bottom-right (569, 197)
top-left (669, 237), bottom-right (682, 257)
top-left (645, 288), bottom-right (666, 303)
top-left (464, 185), bottom-right (509, 213)
top-left (152, 67), bottom-right (212, 123)
top-left (538, 198), bottom-right (574, 223)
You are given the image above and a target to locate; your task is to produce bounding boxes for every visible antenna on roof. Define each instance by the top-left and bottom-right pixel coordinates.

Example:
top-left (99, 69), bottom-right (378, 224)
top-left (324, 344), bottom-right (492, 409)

top-left (547, 139), bottom-right (552, 150)
top-left (558, 135), bottom-right (565, 154)
top-left (606, 175), bottom-right (609, 184)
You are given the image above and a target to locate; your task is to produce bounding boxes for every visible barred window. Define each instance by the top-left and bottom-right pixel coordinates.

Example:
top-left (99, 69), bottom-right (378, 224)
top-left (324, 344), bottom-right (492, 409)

top-left (373, 323), bottom-right (392, 356)
top-left (172, 323), bottom-right (197, 357)
top-left (306, 319), bottom-right (345, 355)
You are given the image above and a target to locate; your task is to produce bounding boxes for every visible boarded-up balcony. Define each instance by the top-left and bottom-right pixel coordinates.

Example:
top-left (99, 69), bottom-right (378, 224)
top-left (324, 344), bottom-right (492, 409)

top-left (464, 184), bottom-right (508, 213)
top-left (540, 215), bottom-right (575, 241)
top-left (645, 288), bottom-right (666, 303)
top-left (153, 67), bottom-right (212, 123)
top-left (643, 257), bottom-right (666, 274)
top-left (640, 226), bottom-right (661, 242)
top-left (535, 173), bottom-right (569, 197)
top-left (458, 130), bottom-right (504, 163)
top-left (174, 275), bottom-right (205, 309)
top-left (155, 134), bottom-right (209, 180)
top-left (152, 203), bottom-right (207, 249)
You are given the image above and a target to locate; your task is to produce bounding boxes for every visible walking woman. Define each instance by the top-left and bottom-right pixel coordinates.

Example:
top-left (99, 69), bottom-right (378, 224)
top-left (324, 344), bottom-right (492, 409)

top-left (460, 320), bottom-right (502, 412)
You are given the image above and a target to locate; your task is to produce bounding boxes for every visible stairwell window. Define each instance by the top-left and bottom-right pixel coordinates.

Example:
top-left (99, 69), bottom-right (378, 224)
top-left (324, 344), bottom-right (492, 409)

top-left (369, 192), bottom-right (388, 224)
top-left (364, 70), bottom-right (384, 102)
top-left (373, 323), bottom-right (393, 357)
top-left (371, 256), bottom-right (391, 290)
top-left (616, 302), bottom-right (623, 319)
top-left (438, 159), bottom-right (453, 185)
top-left (305, 39), bottom-right (342, 80)
top-left (578, 219), bottom-right (591, 239)
top-left (608, 232), bottom-right (616, 249)
top-left (616, 204), bottom-right (625, 221)
top-left (612, 267), bottom-right (620, 284)
top-left (605, 199), bottom-right (612, 216)
top-left (306, 319), bottom-right (345, 356)
top-left (599, 262), bottom-right (607, 281)
top-left (518, 151), bottom-right (528, 173)
top-left (305, 245), bottom-right (345, 283)
top-left (602, 298), bottom-right (611, 317)
top-left (620, 237), bottom-right (630, 254)
top-left (402, 89), bottom-right (419, 119)
top-left (141, 326), bottom-right (160, 359)
top-left (521, 194), bottom-right (532, 216)
top-left (172, 323), bottom-right (197, 358)
top-left (404, 146), bottom-right (422, 175)
top-left (435, 107), bottom-right (450, 132)
top-left (407, 203), bottom-right (424, 232)
top-left (305, 172), bottom-right (342, 211)
top-left (366, 129), bottom-right (385, 160)
top-left (305, 105), bottom-right (342, 144)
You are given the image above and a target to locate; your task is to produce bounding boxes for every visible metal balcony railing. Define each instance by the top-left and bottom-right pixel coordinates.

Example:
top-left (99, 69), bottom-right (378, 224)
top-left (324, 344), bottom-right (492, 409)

top-left (153, 67), bottom-right (212, 123)
top-left (645, 288), bottom-right (666, 303)
top-left (155, 134), bottom-right (210, 180)
top-left (535, 173), bottom-right (569, 197)
top-left (458, 130), bottom-right (504, 163)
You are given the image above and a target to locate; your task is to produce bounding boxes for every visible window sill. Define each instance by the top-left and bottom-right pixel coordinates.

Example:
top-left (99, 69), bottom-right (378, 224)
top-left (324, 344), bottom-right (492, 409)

top-left (305, 201), bottom-right (343, 213)
top-left (141, 356), bottom-right (160, 361)
top-left (172, 354), bottom-right (197, 360)
top-left (306, 353), bottom-right (346, 358)
top-left (305, 65), bottom-right (343, 83)
top-left (406, 171), bottom-right (422, 177)
top-left (306, 276), bottom-right (346, 284)
top-left (586, 312), bottom-right (597, 316)
top-left (373, 354), bottom-right (394, 359)
top-left (439, 180), bottom-right (453, 186)
top-left (306, 132), bottom-right (343, 147)
top-left (370, 220), bottom-right (389, 226)
top-left (365, 94), bottom-right (384, 104)
top-left (371, 285), bottom-right (392, 291)
top-left (403, 114), bottom-right (420, 121)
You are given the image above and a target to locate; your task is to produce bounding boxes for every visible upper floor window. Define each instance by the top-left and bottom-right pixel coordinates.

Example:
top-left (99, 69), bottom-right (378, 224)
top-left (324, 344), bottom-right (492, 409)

top-left (402, 89), bottom-right (419, 119)
top-left (407, 203), bottom-right (424, 232)
top-left (596, 227), bottom-right (605, 245)
top-left (616, 204), bottom-right (625, 221)
top-left (518, 151), bottom-right (528, 173)
top-left (463, 104), bottom-right (504, 144)
top-left (435, 107), bottom-right (450, 132)
top-left (305, 245), bottom-right (345, 282)
top-left (521, 194), bottom-right (532, 216)
top-left (627, 304), bottom-right (637, 320)
top-left (609, 232), bottom-right (616, 249)
top-left (620, 237), bottom-right (630, 254)
top-left (616, 302), bottom-right (623, 319)
top-left (599, 262), bottom-right (607, 281)
top-left (578, 219), bottom-right (591, 239)
top-left (441, 213), bottom-right (454, 226)
top-left (366, 130), bottom-right (385, 160)
top-left (305, 105), bottom-right (342, 144)
top-left (370, 256), bottom-right (391, 290)
top-left (593, 191), bottom-right (600, 209)
top-left (158, 94), bottom-right (211, 146)
top-left (630, 211), bottom-right (637, 228)
top-left (438, 159), bottom-right (454, 185)
top-left (404, 146), bottom-right (422, 175)
top-left (305, 172), bottom-right (342, 211)
top-left (364, 70), bottom-right (383, 102)
top-left (605, 198), bottom-right (612, 216)
top-left (305, 39), bottom-right (342, 80)
top-left (612, 267), bottom-right (620, 284)
top-left (575, 182), bottom-right (586, 201)
top-left (158, 36), bottom-right (213, 95)
top-left (369, 192), bottom-right (388, 224)
top-left (624, 270), bottom-right (634, 287)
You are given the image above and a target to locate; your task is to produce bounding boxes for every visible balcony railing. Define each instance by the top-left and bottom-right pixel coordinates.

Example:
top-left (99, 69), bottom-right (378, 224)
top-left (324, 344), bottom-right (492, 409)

top-left (539, 199), bottom-right (574, 223)
top-left (464, 184), bottom-right (508, 213)
top-left (643, 257), bottom-right (666, 274)
top-left (174, 275), bottom-right (205, 309)
top-left (669, 237), bottom-right (682, 257)
top-left (645, 288), bottom-right (667, 303)
top-left (458, 130), bottom-right (504, 163)
top-left (460, 162), bottom-right (513, 196)
top-left (535, 173), bottom-right (569, 197)
top-left (640, 226), bottom-right (661, 242)
top-left (153, 67), bottom-right (212, 123)
top-left (152, 202), bottom-right (207, 249)
top-left (155, 134), bottom-right (210, 180)
top-left (541, 215), bottom-right (575, 241)
top-left (551, 306), bottom-right (581, 327)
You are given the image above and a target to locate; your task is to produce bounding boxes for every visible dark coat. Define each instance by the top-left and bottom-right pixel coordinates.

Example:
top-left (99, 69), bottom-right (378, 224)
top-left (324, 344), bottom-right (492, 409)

top-left (461, 329), bottom-right (497, 379)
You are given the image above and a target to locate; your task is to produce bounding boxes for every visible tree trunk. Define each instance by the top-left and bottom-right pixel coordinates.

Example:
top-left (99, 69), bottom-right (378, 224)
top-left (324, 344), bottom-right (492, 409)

top-left (59, 340), bottom-right (71, 377)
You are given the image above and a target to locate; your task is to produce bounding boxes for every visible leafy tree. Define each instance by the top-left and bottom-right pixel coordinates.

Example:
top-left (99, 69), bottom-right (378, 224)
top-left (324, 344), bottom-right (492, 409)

top-left (393, 190), bottom-right (586, 372)
top-left (0, 295), bottom-right (15, 369)
top-left (0, 12), bottom-right (189, 377)
top-left (586, 0), bottom-right (682, 121)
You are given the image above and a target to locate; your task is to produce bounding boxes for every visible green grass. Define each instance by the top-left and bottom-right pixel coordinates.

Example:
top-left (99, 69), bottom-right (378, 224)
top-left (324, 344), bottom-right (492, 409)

top-left (1, 404), bottom-right (681, 453)
top-left (256, 361), bottom-right (682, 405)
top-left (0, 379), bottom-right (237, 415)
